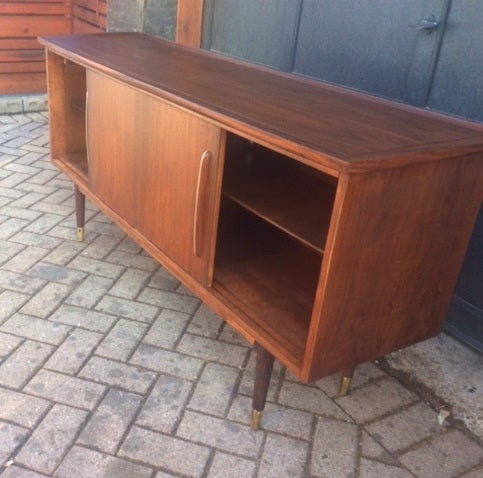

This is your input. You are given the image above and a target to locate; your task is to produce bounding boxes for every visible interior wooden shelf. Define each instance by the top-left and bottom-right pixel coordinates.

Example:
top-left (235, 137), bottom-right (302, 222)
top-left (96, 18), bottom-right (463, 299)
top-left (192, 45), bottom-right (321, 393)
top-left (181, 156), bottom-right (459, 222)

top-left (213, 201), bottom-right (321, 364)
top-left (223, 143), bottom-right (336, 254)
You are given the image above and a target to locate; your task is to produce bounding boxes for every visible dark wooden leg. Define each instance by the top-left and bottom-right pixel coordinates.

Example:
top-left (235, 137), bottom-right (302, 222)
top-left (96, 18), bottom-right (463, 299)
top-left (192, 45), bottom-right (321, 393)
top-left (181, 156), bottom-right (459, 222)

top-left (251, 342), bottom-right (274, 430)
top-left (74, 184), bottom-right (85, 241)
top-left (339, 366), bottom-right (355, 396)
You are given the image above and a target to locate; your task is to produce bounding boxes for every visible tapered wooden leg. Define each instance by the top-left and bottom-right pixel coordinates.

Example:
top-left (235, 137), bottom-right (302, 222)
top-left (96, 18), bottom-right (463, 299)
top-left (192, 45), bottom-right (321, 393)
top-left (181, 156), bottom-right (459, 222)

top-left (251, 342), bottom-right (275, 430)
top-left (339, 366), bottom-right (355, 396)
top-left (74, 184), bottom-right (85, 241)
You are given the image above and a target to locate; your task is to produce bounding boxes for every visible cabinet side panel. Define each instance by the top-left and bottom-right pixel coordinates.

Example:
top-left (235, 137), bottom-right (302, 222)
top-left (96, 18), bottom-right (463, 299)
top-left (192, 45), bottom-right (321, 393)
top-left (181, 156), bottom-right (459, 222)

top-left (303, 155), bottom-right (483, 382)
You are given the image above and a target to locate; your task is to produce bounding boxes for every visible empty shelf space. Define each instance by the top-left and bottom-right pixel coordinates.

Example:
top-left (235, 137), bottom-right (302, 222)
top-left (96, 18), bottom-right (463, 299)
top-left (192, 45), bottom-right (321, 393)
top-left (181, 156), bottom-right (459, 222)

top-left (214, 201), bottom-right (321, 364)
top-left (223, 136), bottom-right (336, 254)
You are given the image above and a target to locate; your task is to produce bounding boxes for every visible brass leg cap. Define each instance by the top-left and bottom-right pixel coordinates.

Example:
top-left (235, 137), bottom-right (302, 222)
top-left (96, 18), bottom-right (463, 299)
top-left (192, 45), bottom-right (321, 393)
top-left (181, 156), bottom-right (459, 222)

top-left (251, 410), bottom-right (262, 431)
top-left (339, 376), bottom-right (352, 396)
top-left (77, 227), bottom-right (85, 242)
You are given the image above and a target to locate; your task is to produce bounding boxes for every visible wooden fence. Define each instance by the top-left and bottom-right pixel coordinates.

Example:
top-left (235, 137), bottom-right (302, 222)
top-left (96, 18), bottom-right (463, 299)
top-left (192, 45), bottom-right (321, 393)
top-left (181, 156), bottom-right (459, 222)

top-left (0, 0), bottom-right (106, 94)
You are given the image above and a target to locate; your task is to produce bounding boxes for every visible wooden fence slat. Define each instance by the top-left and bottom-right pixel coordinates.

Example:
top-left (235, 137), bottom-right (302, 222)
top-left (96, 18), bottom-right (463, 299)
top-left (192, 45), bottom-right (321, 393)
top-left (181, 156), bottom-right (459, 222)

top-left (72, 5), bottom-right (105, 27)
top-left (0, 16), bottom-right (71, 37)
top-left (0, 39), bottom-right (40, 50)
top-left (72, 17), bottom-right (103, 33)
top-left (0, 4), bottom-right (71, 15)
top-left (73, 0), bottom-right (107, 15)
top-left (0, 72), bottom-right (46, 94)
top-left (0, 62), bottom-right (45, 74)
top-left (0, 50), bottom-right (44, 62)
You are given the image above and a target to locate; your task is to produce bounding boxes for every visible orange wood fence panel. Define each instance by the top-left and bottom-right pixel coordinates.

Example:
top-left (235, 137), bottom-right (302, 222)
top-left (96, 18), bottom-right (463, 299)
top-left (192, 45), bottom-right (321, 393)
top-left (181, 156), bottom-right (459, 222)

top-left (0, 0), bottom-right (106, 95)
top-left (72, 0), bottom-right (107, 34)
top-left (0, 1), bottom-right (72, 94)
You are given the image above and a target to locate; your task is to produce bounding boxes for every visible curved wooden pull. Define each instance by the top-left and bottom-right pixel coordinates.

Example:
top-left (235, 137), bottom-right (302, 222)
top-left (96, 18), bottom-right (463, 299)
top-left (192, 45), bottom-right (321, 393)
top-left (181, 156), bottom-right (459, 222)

top-left (193, 150), bottom-right (211, 258)
top-left (85, 90), bottom-right (90, 163)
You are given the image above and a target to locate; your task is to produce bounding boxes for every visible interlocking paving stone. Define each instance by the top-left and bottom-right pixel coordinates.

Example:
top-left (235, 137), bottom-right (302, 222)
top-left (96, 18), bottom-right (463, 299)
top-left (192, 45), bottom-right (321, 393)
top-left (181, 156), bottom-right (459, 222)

top-left (335, 377), bottom-right (418, 423)
top-left (49, 305), bottom-right (117, 332)
top-left (42, 241), bottom-right (86, 265)
top-left (0, 340), bottom-right (53, 388)
top-left (95, 318), bottom-right (147, 361)
top-left (142, 309), bottom-right (191, 349)
top-left (366, 401), bottom-right (448, 453)
top-left (24, 369), bottom-right (106, 410)
top-left (20, 283), bottom-right (72, 319)
top-left (278, 380), bottom-right (349, 419)
top-left (0, 389), bottom-right (50, 428)
top-left (177, 333), bottom-right (249, 367)
top-left (44, 328), bottom-right (103, 374)
top-left (310, 417), bottom-right (359, 478)
top-left (14, 404), bottom-right (88, 474)
top-left (3, 246), bottom-right (48, 274)
top-left (0, 314), bottom-right (71, 345)
top-left (0, 218), bottom-right (29, 240)
top-left (107, 267), bottom-right (152, 299)
top-left (65, 275), bottom-right (114, 308)
top-left (138, 287), bottom-right (200, 314)
top-left (207, 451), bottom-right (256, 478)
top-left (28, 263), bottom-right (85, 286)
top-left (186, 303), bottom-right (224, 338)
top-left (95, 295), bottom-right (159, 323)
top-left (360, 430), bottom-right (400, 465)
top-left (398, 429), bottom-right (483, 478)
top-left (147, 267), bottom-right (180, 291)
top-left (10, 231), bottom-right (61, 250)
top-left (0, 290), bottom-right (29, 324)
top-left (119, 425), bottom-right (211, 477)
top-left (136, 374), bottom-right (193, 433)
top-left (0, 271), bottom-right (45, 295)
top-left (0, 465), bottom-right (49, 477)
top-left (257, 433), bottom-right (309, 478)
top-left (79, 356), bottom-right (156, 394)
top-left (78, 389), bottom-right (143, 453)
top-left (0, 422), bottom-right (29, 468)
top-left (130, 343), bottom-right (204, 380)
top-left (359, 458), bottom-right (414, 478)
top-left (55, 446), bottom-right (153, 478)
top-left (177, 411), bottom-right (263, 458)
top-left (105, 250), bottom-right (159, 271)
top-left (228, 396), bottom-right (313, 440)
top-left (0, 332), bottom-right (22, 358)
top-left (68, 256), bottom-right (124, 279)
top-left (24, 214), bottom-right (63, 235)
top-left (79, 235), bottom-right (122, 260)
top-left (189, 362), bottom-right (240, 417)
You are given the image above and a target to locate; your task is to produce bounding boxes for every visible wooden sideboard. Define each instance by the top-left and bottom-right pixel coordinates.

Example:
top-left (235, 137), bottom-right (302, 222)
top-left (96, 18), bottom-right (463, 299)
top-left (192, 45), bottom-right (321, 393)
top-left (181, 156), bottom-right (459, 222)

top-left (40, 33), bottom-right (483, 429)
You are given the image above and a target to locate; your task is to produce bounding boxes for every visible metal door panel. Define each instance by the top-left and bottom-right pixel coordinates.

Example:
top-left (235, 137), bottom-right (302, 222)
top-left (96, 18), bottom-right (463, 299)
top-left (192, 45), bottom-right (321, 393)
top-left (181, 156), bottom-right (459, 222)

top-left (293, 0), bottom-right (445, 104)
top-left (428, 1), bottom-right (483, 122)
top-left (202, 0), bottom-right (302, 71)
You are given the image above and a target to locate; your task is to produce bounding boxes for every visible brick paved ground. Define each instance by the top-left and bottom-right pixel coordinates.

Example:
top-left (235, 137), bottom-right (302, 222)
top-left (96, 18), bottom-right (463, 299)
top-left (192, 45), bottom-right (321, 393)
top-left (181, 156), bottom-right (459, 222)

top-left (0, 112), bottom-right (482, 477)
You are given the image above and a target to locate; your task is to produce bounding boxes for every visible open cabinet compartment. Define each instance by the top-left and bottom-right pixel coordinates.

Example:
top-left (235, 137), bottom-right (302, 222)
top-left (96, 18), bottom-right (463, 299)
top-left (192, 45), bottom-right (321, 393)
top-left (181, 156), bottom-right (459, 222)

top-left (47, 52), bottom-right (88, 184)
top-left (213, 133), bottom-right (338, 370)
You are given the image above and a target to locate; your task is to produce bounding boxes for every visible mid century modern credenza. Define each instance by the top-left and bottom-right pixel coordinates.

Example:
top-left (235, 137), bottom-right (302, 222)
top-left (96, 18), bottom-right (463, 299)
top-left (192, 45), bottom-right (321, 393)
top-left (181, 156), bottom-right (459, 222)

top-left (40, 33), bottom-right (483, 429)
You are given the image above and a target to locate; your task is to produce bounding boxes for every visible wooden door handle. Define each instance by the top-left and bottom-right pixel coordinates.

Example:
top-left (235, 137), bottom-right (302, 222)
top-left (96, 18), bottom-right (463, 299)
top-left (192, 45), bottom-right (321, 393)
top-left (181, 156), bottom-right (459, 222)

top-left (85, 90), bottom-right (90, 164)
top-left (193, 150), bottom-right (211, 258)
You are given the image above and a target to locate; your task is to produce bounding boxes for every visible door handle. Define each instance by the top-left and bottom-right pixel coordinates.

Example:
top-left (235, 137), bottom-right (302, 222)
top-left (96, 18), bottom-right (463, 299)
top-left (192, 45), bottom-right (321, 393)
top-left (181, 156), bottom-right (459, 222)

top-left (85, 90), bottom-right (90, 164)
top-left (193, 150), bottom-right (211, 258)
top-left (413, 14), bottom-right (439, 34)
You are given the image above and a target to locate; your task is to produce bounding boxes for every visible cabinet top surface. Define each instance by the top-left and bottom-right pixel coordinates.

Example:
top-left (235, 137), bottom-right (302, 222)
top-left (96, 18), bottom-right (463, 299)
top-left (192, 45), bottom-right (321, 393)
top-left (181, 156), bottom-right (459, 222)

top-left (40, 33), bottom-right (483, 172)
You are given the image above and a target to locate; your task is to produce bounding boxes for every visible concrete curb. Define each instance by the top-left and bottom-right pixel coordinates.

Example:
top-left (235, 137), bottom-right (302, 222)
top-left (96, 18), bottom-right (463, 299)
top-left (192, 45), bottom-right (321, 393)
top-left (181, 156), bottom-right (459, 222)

top-left (0, 94), bottom-right (48, 114)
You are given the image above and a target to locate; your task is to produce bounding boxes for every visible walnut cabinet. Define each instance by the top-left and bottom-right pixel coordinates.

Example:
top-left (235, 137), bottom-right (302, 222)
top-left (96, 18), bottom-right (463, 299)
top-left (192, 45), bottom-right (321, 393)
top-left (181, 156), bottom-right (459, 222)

top-left (40, 33), bottom-right (483, 429)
